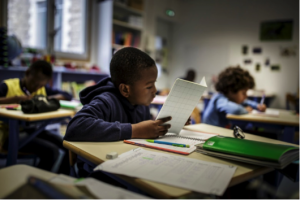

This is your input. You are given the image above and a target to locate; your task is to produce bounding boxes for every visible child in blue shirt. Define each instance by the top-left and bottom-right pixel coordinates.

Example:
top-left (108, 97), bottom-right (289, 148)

top-left (203, 66), bottom-right (266, 127)
top-left (64, 47), bottom-right (172, 142)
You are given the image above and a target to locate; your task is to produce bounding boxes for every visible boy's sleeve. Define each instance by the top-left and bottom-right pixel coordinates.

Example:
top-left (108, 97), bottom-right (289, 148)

top-left (64, 98), bottom-right (132, 142)
top-left (0, 82), bottom-right (8, 97)
top-left (216, 96), bottom-right (248, 115)
top-left (242, 99), bottom-right (258, 109)
top-left (45, 85), bottom-right (73, 100)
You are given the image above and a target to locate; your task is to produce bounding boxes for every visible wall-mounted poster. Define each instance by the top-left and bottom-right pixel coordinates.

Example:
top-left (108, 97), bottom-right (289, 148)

top-left (260, 20), bottom-right (293, 41)
top-left (253, 47), bottom-right (262, 54)
top-left (265, 58), bottom-right (270, 66)
top-left (271, 65), bottom-right (280, 71)
top-left (255, 63), bottom-right (261, 72)
top-left (244, 59), bottom-right (252, 64)
top-left (280, 46), bottom-right (297, 56)
top-left (242, 45), bottom-right (248, 55)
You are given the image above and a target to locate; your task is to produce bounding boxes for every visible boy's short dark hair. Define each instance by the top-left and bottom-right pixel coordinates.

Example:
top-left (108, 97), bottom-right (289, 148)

top-left (215, 66), bottom-right (255, 95)
top-left (110, 47), bottom-right (155, 87)
top-left (28, 60), bottom-right (53, 78)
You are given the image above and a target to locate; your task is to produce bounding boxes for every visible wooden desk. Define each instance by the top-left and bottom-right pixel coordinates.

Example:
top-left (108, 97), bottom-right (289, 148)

top-left (0, 164), bottom-right (57, 198)
top-left (0, 108), bottom-right (75, 121)
top-left (63, 124), bottom-right (297, 198)
top-left (151, 95), bottom-right (167, 105)
top-left (227, 108), bottom-right (299, 142)
top-left (0, 107), bottom-right (75, 166)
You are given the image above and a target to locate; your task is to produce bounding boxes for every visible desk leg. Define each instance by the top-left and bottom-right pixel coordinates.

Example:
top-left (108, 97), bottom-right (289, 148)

top-left (6, 119), bottom-right (19, 166)
top-left (69, 151), bottom-right (78, 177)
top-left (280, 126), bottom-right (295, 143)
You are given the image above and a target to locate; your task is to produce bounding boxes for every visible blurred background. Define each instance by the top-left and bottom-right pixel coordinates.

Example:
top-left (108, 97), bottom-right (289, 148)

top-left (0, 0), bottom-right (298, 109)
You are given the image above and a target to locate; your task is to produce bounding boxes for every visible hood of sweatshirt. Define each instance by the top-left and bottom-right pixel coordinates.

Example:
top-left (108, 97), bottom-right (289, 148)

top-left (79, 77), bottom-right (137, 110)
top-left (79, 77), bottom-right (119, 104)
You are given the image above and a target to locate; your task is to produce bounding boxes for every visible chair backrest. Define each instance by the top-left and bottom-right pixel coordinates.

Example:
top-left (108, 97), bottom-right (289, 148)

top-left (286, 93), bottom-right (299, 113)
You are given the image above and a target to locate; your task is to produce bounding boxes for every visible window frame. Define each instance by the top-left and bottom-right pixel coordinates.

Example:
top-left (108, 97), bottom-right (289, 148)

top-left (3, 0), bottom-right (90, 61)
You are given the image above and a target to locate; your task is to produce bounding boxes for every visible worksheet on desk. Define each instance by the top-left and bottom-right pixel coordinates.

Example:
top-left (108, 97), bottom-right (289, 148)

top-left (156, 77), bottom-right (207, 134)
top-left (49, 175), bottom-right (150, 199)
top-left (94, 148), bottom-right (236, 196)
top-left (251, 109), bottom-right (280, 117)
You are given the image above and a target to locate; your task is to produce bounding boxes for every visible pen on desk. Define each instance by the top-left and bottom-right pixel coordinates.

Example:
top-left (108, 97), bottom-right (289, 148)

top-left (260, 94), bottom-right (265, 105)
top-left (146, 139), bottom-right (190, 148)
top-left (23, 87), bottom-right (31, 96)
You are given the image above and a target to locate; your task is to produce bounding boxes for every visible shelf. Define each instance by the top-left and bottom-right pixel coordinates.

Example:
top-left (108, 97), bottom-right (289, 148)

top-left (112, 43), bottom-right (127, 49)
top-left (0, 66), bottom-right (108, 90)
top-left (113, 2), bottom-right (144, 15)
top-left (0, 66), bottom-right (106, 75)
top-left (113, 19), bottom-right (143, 31)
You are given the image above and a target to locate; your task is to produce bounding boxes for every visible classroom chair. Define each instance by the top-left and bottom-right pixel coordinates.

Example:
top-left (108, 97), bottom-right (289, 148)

top-left (286, 93), bottom-right (299, 113)
top-left (191, 107), bottom-right (201, 124)
top-left (0, 150), bottom-right (38, 169)
top-left (68, 150), bottom-right (79, 177)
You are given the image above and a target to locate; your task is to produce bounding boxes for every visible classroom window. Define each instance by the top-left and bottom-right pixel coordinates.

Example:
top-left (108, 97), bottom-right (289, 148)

top-left (7, 0), bottom-right (88, 58)
top-left (54, 0), bottom-right (86, 54)
top-left (7, 0), bottom-right (47, 49)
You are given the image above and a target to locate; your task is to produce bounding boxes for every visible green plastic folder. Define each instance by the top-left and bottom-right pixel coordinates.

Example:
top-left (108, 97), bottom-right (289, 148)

top-left (59, 100), bottom-right (82, 109)
top-left (195, 136), bottom-right (299, 169)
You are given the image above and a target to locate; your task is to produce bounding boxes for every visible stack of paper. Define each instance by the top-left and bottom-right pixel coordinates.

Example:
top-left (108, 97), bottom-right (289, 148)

top-left (50, 174), bottom-right (149, 199)
top-left (94, 148), bottom-right (236, 196)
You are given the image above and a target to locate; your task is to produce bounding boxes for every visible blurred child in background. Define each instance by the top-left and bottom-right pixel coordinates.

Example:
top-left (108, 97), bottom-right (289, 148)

top-left (0, 60), bottom-right (72, 174)
top-left (203, 66), bottom-right (266, 128)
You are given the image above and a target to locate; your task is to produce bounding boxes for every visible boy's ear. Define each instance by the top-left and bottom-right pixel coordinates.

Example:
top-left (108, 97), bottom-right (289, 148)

top-left (119, 83), bottom-right (130, 98)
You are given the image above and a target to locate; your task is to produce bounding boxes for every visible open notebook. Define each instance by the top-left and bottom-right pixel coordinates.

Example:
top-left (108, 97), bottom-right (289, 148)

top-left (125, 78), bottom-right (209, 154)
top-left (124, 129), bottom-right (217, 155)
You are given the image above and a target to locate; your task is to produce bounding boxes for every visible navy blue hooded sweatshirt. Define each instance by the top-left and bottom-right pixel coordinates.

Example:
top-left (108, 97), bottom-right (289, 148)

top-left (64, 77), bottom-right (151, 141)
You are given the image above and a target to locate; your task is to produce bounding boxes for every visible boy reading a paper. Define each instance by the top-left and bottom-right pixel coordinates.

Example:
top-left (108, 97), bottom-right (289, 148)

top-left (203, 66), bottom-right (266, 127)
top-left (64, 47), bottom-right (172, 142)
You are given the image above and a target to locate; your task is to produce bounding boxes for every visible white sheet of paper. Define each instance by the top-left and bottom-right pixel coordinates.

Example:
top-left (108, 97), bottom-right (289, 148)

top-left (156, 78), bottom-right (207, 134)
top-left (49, 175), bottom-right (150, 199)
top-left (251, 109), bottom-right (280, 117)
top-left (94, 148), bottom-right (236, 196)
top-left (49, 174), bottom-right (76, 184)
top-left (128, 129), bottom-right (216, 154)
top-left (75, 178), bottom-right (150, 199)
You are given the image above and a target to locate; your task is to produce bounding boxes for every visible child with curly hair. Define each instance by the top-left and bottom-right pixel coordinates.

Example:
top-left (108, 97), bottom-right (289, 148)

top-left (203, 66), bottom-right (266, 127)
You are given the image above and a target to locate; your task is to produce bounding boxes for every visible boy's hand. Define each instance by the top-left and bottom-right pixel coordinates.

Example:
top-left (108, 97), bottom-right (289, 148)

top-left (131, 117), bottom-right (172, 139)
top-left (257, 104), bottom-right (266, 112)
top-left (245, 106), bottom-right (253, 113)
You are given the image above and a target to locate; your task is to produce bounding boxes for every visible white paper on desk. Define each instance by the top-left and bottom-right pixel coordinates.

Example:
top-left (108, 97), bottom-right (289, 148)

top-left (94, 148), bottom-right (236, 196)
top-left (156, 78), bottom-right (207, 135)
top-left (251, 109), bottom-right (279, 117)
top-left (75, 178), bottom-right (150, 199)
top-left (128, 129), bottom-right (216, 154)
top-left (49, 174), bottom-right (76, 184)
top-left (49, 175), bottom-right (150, 199)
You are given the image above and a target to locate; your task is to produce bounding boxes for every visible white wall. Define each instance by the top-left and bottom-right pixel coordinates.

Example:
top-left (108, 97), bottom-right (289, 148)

top-left (169, 0), bottom-right (299, 108)
top-left (143, 0), bottom-right (181, 90)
